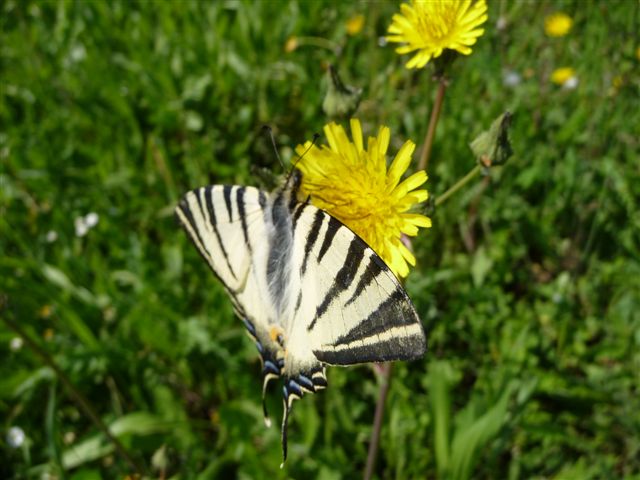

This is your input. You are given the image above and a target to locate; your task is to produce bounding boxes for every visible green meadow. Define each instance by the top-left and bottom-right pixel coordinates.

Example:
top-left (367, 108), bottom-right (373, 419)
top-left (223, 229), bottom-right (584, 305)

top-left (1, 0), bottom-right (639, 478)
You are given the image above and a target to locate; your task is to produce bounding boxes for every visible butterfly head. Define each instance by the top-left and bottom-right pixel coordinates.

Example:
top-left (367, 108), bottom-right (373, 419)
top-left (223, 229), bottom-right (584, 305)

top-left (291, 168), bottom-right (303, 194)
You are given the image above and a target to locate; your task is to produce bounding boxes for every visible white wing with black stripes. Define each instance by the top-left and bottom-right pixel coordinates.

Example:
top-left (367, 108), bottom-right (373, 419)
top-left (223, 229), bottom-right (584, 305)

top-left (176, 170), bottom-right (426, 464)
top-left (288, 205), bottom-right (425, 366)
top-left (176, 184), bottom-right (289, 420)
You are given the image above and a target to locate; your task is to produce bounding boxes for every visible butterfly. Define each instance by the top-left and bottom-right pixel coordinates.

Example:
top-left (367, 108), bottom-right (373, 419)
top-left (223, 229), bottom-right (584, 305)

top-left (176, 169), bottom-right (426, 463)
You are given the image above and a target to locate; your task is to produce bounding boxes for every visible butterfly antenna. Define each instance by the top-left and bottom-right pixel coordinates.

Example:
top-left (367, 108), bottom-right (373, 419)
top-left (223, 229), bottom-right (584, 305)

top-left (283, 132), bottom-right (320, 189)
top-left (262, 125), bottom-right (286, 172)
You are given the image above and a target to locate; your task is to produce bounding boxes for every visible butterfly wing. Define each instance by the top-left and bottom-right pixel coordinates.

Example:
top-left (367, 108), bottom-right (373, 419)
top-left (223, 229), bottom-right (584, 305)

top-left (176, 185), bottom-right (285, 422)
top-left (285, 201), bottom-right (426, 372)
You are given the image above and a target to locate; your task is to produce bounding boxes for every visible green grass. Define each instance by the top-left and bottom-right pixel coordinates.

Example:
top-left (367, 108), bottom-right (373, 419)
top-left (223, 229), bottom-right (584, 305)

top-left (1, 0), bottom-right (639, 478)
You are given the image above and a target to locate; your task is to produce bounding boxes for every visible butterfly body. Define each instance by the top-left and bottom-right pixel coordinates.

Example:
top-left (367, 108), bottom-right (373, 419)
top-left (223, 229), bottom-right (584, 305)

top-left (176, 170), bottom-right (426, 460)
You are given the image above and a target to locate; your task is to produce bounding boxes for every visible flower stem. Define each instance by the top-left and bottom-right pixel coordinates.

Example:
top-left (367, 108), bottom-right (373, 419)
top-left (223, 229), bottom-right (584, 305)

top-left (0, 299), bottom-right (145, 475)
top-left (418, 79), bottom-right (448, 172)
top-left (363, 87), bottom-right (473, 478)
top-left (362, 163), bottom-right (481, 478)
top-left (435, 165), bottom-right (482, 207)
top-left (363, 363), bottom-right (393, 480)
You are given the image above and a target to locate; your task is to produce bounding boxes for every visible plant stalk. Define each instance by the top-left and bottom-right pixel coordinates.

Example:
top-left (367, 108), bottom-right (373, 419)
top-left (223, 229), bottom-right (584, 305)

top-left (362, 162), bottom-right (482, 478)
top-left (435, 165), bottom-right (482, 207)
top-left (364, 77), bottom-right (469, 479)
top-left (363, 363), bottom-right (393, 480)
top-left (418, 79), bottom-right (448, 172)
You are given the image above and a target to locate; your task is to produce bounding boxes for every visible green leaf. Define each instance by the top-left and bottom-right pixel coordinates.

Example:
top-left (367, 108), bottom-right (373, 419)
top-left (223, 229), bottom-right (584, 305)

top-left (61, 412), bottom-right (172, 469)
top-left (429, 361), bottom-right (458, 477)
top-left (471, 246), bottom-right (493, 287)
top-left (448, 383), bottom-right (515, 480)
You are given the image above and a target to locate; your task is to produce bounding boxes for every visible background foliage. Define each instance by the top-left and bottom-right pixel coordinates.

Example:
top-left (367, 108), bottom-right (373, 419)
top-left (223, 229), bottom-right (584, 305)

top-left (1, 0), bottom-right (639, 478)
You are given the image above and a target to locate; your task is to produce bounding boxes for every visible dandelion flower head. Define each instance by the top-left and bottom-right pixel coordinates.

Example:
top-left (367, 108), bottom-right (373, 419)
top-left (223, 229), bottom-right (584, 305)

top-left (294, 119), bottom-right (431, 278)
top-left (551, 67), bottom-right (576, 86)
top-left (544, 12), bottom-right (573, 37)
top-left (387, 0), bottom-right (488, 69)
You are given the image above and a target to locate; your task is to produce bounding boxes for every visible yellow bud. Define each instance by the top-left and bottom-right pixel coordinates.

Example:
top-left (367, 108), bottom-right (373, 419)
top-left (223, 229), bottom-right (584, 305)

top-left (284, 36), bottom-right (298, 53)
top-left (346, 14), bottom-right (365, 36)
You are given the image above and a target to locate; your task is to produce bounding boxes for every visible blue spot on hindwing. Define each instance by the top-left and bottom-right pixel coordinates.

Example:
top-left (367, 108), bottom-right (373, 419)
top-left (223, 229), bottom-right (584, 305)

top-left (242, 318), bottom-right (256, 336)
top-left (287, 379), bottom-right (303, 397)
top-left (297, 375), bottom-right (314, 390)
top-left (264, 360), bottom-right (280, 375)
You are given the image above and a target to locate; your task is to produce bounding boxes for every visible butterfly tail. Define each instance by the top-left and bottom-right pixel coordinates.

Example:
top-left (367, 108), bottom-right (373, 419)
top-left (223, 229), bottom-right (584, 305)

top-left (280, 397), bottom-right (292, 468)
top-left (262, 374), bottom-right (275, 427)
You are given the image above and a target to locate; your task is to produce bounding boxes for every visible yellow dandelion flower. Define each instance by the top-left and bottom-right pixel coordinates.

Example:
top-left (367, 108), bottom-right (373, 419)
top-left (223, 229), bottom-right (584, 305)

top-left (284, 36), bottom-right (298, 53)
top-left (346, 14), bottom-right (365, 36)
top-left (544, 12), bottom-right (573, 37)
top-left (551, 67), bottom-right (575, 85)
top-left (387, 0), bottom-right (488, 69)
top-left (295, 119), bottom-right (432, 278)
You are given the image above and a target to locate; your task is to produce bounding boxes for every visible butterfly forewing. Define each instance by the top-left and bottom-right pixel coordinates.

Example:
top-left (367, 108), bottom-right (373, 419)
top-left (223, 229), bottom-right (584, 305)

top-left (287, 202), bottom-right (426, 368)
top-left (176, 185), bottom-right (282, 358)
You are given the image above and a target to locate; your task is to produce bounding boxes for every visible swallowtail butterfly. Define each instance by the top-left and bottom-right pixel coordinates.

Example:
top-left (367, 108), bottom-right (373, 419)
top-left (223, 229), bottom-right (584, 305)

top-left (176, 170), bottom-right (426, 462)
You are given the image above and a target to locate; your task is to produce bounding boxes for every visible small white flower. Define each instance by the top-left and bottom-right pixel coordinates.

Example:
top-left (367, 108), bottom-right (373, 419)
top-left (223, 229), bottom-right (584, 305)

top-left (378, 36), bottom-right (388, 47)
top-left (74, 217), bottom-right (89, 237)
top-left (503, 69), bottom-right (522, 87)
top-left (84, 212), bottom-right (99, 228)
top-left (7, 426), bottom-right (25, 448)
top-left (45, 230), bottom-right (58, 243)
top-left (563, 76), bottom-right (579, 90)
top-left (10, 337), bottom-right (23, 351)
top-left (496, 16), bottom-right (507, 31)
top-left (70, 43), bottom-right (86, 62)
top-left (63, 431), bottom-right (76, 445)
top-left (75, 212), bottom-right (100, 237)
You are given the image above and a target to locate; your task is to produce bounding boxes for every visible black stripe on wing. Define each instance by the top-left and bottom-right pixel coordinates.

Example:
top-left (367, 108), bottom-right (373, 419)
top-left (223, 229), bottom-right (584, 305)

top-left (291, 202), bottom-right (307, 231)
top-left (177, 195), bottom-right (215, 265)
top-left (332, 289), bottom-right (415, 346)
top-left (344, 254), bottom-right (387, 307)
top-left (236, 187), bottom-right (252, 255)
top-left (307, 236), bottom-right (368, 331)
top-left (203, 186), bottom-right (237, 281)
top-left (223, 185), bottom-right (234, 222)
top-left (317, 216), bottom-right (341, 262)
top-left (175, 192), bottom-right (241, 303)
top-left (313, 333), bottom-right (425, 364)
top-left (313, 288), bottom-right (426, 364)
top-left (301, 209), bottom-right (325, 276)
